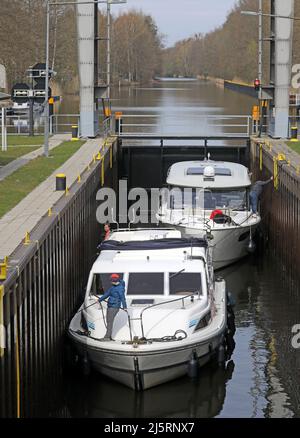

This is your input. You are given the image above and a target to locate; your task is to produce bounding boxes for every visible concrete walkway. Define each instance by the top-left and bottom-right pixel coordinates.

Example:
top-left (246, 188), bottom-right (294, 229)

top-left (0, 138), bottom-right (104, 259)
top-left (0, 134), bottom-right (70, 182)
top-left (253, 136), bottom-right (300, 170)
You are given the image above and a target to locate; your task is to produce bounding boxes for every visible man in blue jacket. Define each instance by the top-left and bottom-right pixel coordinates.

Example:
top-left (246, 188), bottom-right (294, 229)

top-left (249, 176), bottom-right (273, 217)
top-left (99, 273), bottom-right (127, 341)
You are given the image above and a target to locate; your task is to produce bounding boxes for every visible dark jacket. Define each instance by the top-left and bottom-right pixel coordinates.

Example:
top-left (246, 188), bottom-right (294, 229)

top-left (99, 280), bottom-right (127, 309)
top-left (250, 178), bottom-right (272, 197)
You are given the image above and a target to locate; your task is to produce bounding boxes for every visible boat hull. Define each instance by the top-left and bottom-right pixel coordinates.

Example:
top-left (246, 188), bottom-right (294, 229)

top-left (172, 223), bottom-right (259, 269)
top-left (68, 331), bottom-right (224, 390)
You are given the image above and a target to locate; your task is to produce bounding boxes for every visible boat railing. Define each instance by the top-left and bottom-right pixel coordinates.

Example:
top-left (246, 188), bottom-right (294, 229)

top-left (127, 292), bottom-right (200, 340)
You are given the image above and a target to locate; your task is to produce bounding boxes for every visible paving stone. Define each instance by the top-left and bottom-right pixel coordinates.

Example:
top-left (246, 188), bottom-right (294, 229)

top-left (0, 138), bottom-right (104, 259)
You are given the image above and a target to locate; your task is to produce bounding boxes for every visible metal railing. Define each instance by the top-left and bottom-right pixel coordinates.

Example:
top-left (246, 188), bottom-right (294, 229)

top-left (116, 114), bottom-right (253, 138)
top-left (49, 114), bottom-right (80, 135)
top-left (252, 114), bottom-right (300, 138)
top-left (0, 113), bottom-right (112, 137)
top-left (127, 292), bottom-right (200, 341)
top-left (0, 114), bottom-right (45, 135)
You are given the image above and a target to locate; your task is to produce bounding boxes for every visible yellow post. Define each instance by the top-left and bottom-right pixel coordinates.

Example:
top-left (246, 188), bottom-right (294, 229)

top-left (110, 145), bottom-right (113, 169)
top-left (48, 208), bottom-right (52, 217)
top-left (71, 125), bottom-right (79, 141)
top-left (24, 232), bottom-right (31, 245)
top-left (65, 187), bottom-right (70, 196)
top-left (273, 157), bottom-right (279, 190)
top-left (4, 256), bottom-right (8, 266)
top-left (290, 126), bottom-right (298, 142)
top-left (259, 144), bottom-right (263, 171)
top-left (0, 285), bottom-right (4, 358)
top-left (96, 152), bottom-right (102, 161)
top-left (77, 175), bottom-right (81, 183)
top-left (0, 262), bottom-right (7, 281)
top-left (101, 158), bottom-right (105, 186)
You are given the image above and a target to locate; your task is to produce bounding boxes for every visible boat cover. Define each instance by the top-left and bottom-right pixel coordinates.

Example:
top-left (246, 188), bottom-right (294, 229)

top-left (98, 238), bottom-right (208, 252)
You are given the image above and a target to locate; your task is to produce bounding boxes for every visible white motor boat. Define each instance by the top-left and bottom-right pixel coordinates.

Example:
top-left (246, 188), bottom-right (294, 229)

top-left (68, 228), bottom-right (235, 390)
top-left (156, 160), bottom-right (261, 269)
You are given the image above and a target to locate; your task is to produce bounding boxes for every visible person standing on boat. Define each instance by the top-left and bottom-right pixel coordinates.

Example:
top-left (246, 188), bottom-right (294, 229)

top-left (98, 273), bottom-right (127, 341)
top-left (103, 222), bottom-right (111, 240)
top-left (249, 176), bottom-right (273, 216)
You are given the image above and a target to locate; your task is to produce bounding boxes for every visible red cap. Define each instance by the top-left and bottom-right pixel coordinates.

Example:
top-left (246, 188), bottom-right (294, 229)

top-left (110, 273), bottom-right (120, 280)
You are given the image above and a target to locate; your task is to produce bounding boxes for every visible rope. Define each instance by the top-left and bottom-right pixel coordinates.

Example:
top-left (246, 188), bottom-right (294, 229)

top-left (130, 329), bottom-right (188, 344)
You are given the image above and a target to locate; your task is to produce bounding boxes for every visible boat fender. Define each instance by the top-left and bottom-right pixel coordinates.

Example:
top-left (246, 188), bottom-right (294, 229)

top-left (247, 238), bottom-right (256, 254)
top-left (187, 352), bottom-right (198, 379)
top-left (82, 352), bottom-right (91, 377)
top-left (226, 291), bottom-right (236, 307)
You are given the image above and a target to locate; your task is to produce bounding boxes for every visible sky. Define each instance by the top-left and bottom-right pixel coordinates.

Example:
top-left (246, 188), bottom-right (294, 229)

top-left (106, 0), bottom-right (237, 47)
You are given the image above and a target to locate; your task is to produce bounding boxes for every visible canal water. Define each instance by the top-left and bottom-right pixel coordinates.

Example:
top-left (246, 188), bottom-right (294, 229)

top-left (48, 81), bottom-right (300, 418)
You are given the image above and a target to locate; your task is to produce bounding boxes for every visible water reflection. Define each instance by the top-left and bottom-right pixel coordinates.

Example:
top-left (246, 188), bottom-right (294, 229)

top-left (61, 361), bottom-right (234, 419)
top-left (219, 256), bottom-right (298, 418)
top-left (109, 81), bottom-right (254, 140)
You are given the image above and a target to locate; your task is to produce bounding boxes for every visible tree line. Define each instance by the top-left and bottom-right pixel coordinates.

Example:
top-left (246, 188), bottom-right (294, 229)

top-left (163, 0), bottom-right (300, 84)
top-left (0, 2), bottom-right (163, 90)
top-left (2, 1), bottom-right (300, 90)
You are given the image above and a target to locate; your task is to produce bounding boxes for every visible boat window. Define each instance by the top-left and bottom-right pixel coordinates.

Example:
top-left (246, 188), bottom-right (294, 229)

top-left (127, 273), bottom-right (164, 295)
top-left (187, 167), bottom-right (232, 176)
top-left (212, 189), bottom-right (247, 209)
top-left (167, 188), bottom-right (247, 210)
top-left (167, 187), bottom-right (194, 210)
top-left (169, 273), bottom-right (202, 295)
top-left (90, 273), bottom-right (123, 296)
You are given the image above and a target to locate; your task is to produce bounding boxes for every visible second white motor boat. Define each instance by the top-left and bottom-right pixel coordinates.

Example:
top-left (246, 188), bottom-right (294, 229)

top-left (156, 159), bottom-right (261, 269)
top-left (68, 228), bottom-right (235, 390)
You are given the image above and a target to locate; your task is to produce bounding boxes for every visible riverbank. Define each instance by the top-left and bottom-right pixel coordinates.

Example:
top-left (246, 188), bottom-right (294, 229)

top-left (198, 75), bottom-right (258, 97)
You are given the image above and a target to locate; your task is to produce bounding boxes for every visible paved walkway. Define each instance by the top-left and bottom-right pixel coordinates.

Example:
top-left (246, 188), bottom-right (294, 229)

top-left (0, 138), bottom-right (104, 258)
top-left (0, 134), bottom-right (70, 182)
top-left (252, 136), bottom-right (300, 170)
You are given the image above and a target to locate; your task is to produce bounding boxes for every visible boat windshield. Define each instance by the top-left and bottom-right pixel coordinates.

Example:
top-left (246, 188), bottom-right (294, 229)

top-left (90, 273), bottom-right (124, 296)
top-left (127, 273), bottom-right (164, 295)
top-left (167, 187), bottom-right (247, 210)
top-left (169, 272), bottom-right (202, 295)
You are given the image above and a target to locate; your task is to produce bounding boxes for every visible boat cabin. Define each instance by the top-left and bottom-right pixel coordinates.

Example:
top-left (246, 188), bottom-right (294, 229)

top-left (165, 160), bottom-right (252, 212)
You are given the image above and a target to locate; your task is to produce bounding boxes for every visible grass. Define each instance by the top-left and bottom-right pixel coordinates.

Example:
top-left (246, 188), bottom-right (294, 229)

top-left (0, 136), bottom-right (46, 166)
top-left (0, 146), bottom-right (40, 166)
top-left (0, 140), bottom-right (85, 219)
top-left (286, 140), bottom-right (300, 155)
top-left (7, 135), bottom-right (45, 146)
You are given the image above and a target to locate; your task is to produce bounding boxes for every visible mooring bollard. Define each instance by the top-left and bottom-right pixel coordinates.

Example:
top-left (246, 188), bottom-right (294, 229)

top-left (56, 173), bottom-right (67, 191)
top-left (291, 126), bottom-right (298, 142)
top-left (71, 125), bottom-right (79, 141)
